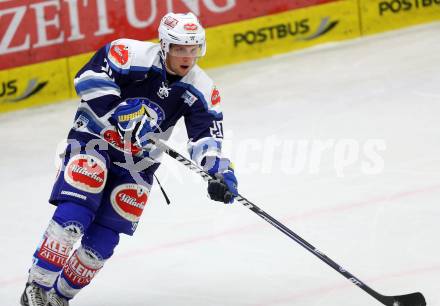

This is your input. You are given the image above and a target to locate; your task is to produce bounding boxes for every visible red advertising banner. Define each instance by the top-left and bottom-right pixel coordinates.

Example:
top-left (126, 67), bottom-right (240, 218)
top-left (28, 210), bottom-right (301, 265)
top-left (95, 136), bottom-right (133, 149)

top-left (0, 0), bottom-right (334, 70)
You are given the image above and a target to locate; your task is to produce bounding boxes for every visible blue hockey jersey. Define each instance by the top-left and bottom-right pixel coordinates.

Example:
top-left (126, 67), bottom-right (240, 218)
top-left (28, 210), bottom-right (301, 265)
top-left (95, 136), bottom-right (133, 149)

top-left (71, 38), bottom-right (225, 169)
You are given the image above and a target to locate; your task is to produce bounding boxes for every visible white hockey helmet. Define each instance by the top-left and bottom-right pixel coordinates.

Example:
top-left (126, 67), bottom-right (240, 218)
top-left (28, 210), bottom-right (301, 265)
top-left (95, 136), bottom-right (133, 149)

top-left (158, 12), bottom-right (206, 58)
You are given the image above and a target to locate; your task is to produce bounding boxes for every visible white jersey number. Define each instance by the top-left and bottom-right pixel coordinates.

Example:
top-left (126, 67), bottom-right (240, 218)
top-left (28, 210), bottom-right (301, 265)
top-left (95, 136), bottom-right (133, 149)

top-left (210, 121), bottom-right (223, 139)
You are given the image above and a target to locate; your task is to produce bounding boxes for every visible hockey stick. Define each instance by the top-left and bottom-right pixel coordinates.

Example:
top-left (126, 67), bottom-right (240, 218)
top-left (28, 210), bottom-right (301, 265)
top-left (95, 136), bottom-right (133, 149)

top-left (151, 138), bottom-right (426, 306)
top-left (73, 126), bottom-right (425, 305)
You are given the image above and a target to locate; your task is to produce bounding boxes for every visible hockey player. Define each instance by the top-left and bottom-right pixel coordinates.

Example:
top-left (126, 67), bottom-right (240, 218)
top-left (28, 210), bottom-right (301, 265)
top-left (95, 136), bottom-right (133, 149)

top-left (20, 12), bottom-right (238, 306)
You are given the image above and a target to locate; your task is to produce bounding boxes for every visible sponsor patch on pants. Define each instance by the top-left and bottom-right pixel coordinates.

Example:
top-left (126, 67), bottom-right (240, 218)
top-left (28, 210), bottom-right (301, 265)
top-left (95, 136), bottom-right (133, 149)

top-left (64, 154), bottom-right (107, 194)
top-left (110, 184), bottom-right (149, 222)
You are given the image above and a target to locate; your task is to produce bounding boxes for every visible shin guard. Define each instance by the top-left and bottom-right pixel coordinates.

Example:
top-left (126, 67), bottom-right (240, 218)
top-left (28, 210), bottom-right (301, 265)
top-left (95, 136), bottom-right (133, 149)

top-left (54, 223), bottom-right (119, 299)
top-left (29, 202), bottom-right (94, 289)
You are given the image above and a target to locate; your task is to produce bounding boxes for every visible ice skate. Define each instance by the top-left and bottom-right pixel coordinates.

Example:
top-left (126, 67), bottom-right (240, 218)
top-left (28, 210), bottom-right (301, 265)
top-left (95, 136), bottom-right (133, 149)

top-left (47, 289), bottom-right (70, 306)
top-left (47, 289), bottom-right (69, 306)
top-left (20, 282), bottom-right (47, 306)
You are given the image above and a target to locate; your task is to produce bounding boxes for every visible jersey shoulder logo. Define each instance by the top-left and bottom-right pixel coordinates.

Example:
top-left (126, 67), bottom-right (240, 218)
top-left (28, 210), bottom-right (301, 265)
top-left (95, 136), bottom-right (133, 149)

top-left (211, 86), bottom-right (221, 106)
top-left (108, 43), bottom-right (131, 69)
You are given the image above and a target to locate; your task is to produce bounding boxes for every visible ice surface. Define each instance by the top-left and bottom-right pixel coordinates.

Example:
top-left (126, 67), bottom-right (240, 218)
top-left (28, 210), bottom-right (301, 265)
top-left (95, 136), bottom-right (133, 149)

top-left (1, 23), bottom-right (439, 306)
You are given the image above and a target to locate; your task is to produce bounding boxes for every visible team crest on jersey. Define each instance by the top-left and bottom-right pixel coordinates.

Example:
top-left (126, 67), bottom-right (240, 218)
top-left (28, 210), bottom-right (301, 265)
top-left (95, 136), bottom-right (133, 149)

top-left (182, 90), bottom-right (197, 107)
top-left (64, 154), bottom-right (107, 194)
top-left (108, 43), bottom-right (131, 68)
top-left (127, 98), bottom-right (165, 131)
top-left (211, 86), bottom-right (221, 106)
top-left (111, 184), bottom-right (149, 222)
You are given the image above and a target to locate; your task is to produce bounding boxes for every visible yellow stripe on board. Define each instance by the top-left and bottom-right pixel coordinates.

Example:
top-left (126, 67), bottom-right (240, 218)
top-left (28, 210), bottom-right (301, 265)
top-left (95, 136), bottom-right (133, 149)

top-left (199, 0), bottom-right (361, 68)
top-left (2, 0), bottom-right (439, 113)
top-left (0, 58), bottom-right (71, 113)
top-left (360, 0), bottom-right (440, 35)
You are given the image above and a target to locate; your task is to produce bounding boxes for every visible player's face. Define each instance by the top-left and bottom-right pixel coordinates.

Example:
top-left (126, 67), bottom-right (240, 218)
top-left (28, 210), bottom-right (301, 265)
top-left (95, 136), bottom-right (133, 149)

top-left (166, 44), bottom-right (201, 76)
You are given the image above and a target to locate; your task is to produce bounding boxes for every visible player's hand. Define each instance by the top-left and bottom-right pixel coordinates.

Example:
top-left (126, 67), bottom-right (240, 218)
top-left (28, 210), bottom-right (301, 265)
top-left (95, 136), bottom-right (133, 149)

top-left (204, 157), bottom-right (238, 204)
top-left (110, 99), bottom-right (153, 148)
top-left (208, 169), bottom-right (238, 204)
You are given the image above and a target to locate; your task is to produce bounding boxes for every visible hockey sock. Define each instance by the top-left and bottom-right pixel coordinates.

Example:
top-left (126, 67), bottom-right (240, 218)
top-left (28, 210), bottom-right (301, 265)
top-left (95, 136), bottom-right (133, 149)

top-left (54, 223), bottom-right (119, 300)
top-left (28, 201), bottom-right (94, 289)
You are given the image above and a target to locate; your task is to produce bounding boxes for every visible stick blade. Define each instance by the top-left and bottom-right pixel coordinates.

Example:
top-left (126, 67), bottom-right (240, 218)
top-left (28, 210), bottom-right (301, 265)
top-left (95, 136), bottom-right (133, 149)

top-left (391, 292), bottom-right (426, 306)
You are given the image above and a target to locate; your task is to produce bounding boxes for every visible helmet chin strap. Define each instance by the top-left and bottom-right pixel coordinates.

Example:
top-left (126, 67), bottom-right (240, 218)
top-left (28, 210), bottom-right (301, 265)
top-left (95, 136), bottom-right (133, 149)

top-left (164, 57), bottom-right (178, 75)
top-left (160, 48), bottom-right (178, 75)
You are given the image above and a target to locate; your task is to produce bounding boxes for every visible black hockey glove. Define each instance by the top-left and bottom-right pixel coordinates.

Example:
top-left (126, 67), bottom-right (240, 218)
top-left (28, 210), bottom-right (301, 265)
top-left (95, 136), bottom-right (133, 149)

top-left (207, 165), bottom-right (238, 204)
top-left (208, 173), bottom-right (237, 203)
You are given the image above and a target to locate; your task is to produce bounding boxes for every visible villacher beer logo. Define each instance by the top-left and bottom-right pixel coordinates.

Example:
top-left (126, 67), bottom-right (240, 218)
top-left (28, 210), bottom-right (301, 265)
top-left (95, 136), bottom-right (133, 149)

top-left (110, 183), bottom-right (149, 222)
top-left (64, 154), bottom-right (107, 194)
top-left (0, 78), bottom-right (48, 103)
top-left (233, 17), bottom-right (339, 47)
top-left (184, 23), bottom-right (198, 32)
top-left (109, 44), bottom-right (129, 65)
top-left (107, 42), bottom-right (131, 69)
top-left (211, 86), bottom-right (221, 106)
top-left (103, 127), bottom-right (142, 156)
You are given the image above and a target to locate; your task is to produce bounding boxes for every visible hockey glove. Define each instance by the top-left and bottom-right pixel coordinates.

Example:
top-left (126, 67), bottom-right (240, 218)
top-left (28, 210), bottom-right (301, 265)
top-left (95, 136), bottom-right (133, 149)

top-left (204, 157), bottom-right (238, 204)
top-left (110, 99), bottom-right (153, 148)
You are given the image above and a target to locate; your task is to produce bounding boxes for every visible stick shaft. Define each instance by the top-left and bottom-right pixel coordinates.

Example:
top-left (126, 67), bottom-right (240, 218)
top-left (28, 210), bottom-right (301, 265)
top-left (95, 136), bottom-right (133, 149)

top-left (155, 139), bottom-right (394, 305)
top-left (75, 128), bottom-right (424, 305)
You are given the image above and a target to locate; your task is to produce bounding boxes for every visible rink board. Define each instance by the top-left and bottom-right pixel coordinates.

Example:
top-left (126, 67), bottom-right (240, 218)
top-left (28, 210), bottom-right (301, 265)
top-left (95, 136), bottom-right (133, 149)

top-left (199, 0), bottom-right (360, 68)
top-left (67, 0), bottom-right (359, 99)
top-left (0, 58), bottom-right (70, 113)
top-left (0, 0), bottom-right (334, 71)
top-left (360, 0), bottom-right (440, 34)
top-left (2, 0), bottom-right (440, 113)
